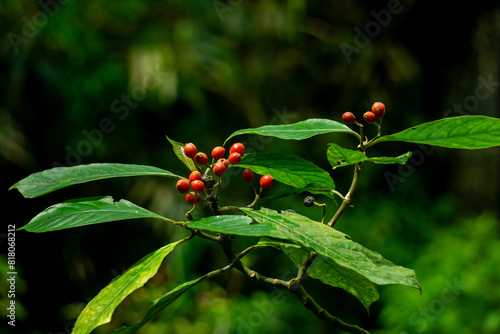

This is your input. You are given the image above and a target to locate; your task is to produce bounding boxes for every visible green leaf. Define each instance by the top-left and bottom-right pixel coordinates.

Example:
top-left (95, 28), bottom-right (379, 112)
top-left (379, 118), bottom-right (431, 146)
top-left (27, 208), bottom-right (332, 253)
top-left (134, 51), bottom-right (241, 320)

top-left (257, 237), bottom-right (301, 250)
top-left (19, 196), bottom-right (167, 232)
top-left (375, 116), bottom-right (500, 149)
top-left (259, 186), bottom-right (334, 204)
top-left (73, 240), bottom-right (186, 334)
top-left (166, 136), bottom-right (197, 172)
top-left (238, 152), bottom-right (335, 201)
top-left (189, 208), bottom-right (420, 291)
top-left (113, 275), bottom-right (208, 334)
top-left (10, 163), bottom-right (182, 198)
top-left (224, 118), bottom-right (359, 145)
top-left (327, 143), bottom-right (412, 169)
top-left (188, 215), bottom-right (258, 235)
top-left (282, 246), bottom-right (379, 311)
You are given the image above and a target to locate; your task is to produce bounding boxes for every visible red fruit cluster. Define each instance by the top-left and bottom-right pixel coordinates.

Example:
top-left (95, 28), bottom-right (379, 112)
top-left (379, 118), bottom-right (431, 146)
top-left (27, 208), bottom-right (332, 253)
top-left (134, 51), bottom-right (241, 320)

top-left (178, 142), bottom-right (265, 204)
top-left (341, 102), bottom-right (386, 125)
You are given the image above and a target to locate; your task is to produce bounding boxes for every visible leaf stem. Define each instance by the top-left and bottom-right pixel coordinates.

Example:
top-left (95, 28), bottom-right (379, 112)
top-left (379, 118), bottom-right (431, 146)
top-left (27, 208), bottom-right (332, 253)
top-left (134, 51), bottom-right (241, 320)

top-left (218, 205), bottom-right (241, 212)
top-left (246, 186), bottom-right (262, 208)
top-left (296, 251), bottom-right (317, 282)
top-left (313, 202), bottom-right (327, 224)
top-left (327, 162), bottom-right (362, 228)
top-left (331, 189), bottom-right (347, 201)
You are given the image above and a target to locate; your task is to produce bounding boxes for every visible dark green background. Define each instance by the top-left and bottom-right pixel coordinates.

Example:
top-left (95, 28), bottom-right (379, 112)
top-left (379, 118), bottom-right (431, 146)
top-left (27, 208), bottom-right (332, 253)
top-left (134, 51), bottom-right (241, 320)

top-left (2, 1), bottom-right (499, 333)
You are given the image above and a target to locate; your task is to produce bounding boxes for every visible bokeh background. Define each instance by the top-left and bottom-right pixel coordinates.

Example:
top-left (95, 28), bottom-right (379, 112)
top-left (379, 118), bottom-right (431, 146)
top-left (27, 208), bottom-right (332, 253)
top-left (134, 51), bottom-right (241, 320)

top-left (2, 1), bottom-right (500, 333)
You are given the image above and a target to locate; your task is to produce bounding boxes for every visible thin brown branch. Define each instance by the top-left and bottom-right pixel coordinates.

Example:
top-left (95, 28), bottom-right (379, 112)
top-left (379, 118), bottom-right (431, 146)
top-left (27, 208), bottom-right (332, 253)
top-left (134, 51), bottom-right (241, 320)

top-left (291, 285), bottom-right (370, 334)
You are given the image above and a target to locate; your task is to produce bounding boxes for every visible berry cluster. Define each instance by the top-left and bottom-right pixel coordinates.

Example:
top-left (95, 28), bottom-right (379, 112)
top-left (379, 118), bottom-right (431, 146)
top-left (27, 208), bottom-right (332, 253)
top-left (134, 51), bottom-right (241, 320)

top-left (175, 142), bottom-right (274, 206)
top-left (342, 102), bottom-right (386, 125)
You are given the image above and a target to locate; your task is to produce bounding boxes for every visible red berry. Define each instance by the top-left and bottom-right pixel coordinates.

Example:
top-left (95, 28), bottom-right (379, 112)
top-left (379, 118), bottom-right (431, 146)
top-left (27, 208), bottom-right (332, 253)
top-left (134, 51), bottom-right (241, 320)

top-left (184, 143), bottom-right (197, 158)
top-left (185, 192), bottom-right (200, 205)
top-left (189, 171), bottom-right (202, 182)
top-left (217, 158), bottom-right (229, 170)
top-left (342, 111), bottom-right (356, 124)
top-left (195, 152), bottom-right (208, 165)
top-left (371, 102), bottom-right (385, 118)
top-left (230, 143), bottom-right (245, 156)
top-left (260, 175), bottom-right (274, 189)
top-left (242, 168), bottom-right (254, 183)
top-left (213, 161), bottom-right (226, 177)
top-left (175, 179), bottom-right (190, 194)
top-left (228, 152), bottom-right (242, 165)
top-left (191, 180), bottom-right (205, 193)
top-left (363, 111), bottom-right (376, 124)
top-left (211, 146), bottom-right (225, 160)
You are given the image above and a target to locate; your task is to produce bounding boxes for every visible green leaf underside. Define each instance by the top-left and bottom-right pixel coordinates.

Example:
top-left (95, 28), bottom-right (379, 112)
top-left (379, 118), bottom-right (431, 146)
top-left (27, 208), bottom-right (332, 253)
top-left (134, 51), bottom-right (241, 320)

top-left (327, 143), bottom-right (412, 169)
top-left (376, 115), bottom-right (500, 149)
top-left (188, 208), bottom-right (420, 290)
top-left (73, 240), bottom-right (184, 334)
top-left (282, 246), bottom-right (379, 311)
top-left (20, 196), bottom-right (166, 232)
top-left (257, 237), bottom-right (301, 250)
top-left (224, 118), bottom-right (358, 145)
top-left (166, 136), bottom-right (197, 172)
top-left (238, 152), bottom-right (335, 201)
top-left (113, 275), bottom-right (208, 334)
top-left (10, 163), bottom-right (181, 198)
top-left (259, 186), bottom-right (337, 204)
top-left (257, 238), bottom-right (378, 309)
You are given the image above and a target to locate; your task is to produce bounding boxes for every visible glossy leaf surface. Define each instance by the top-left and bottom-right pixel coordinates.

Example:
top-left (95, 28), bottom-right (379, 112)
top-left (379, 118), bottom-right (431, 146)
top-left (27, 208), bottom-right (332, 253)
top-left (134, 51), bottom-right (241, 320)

top-left (73, 240), bottom-right (185, 334)
top-left (20, 196), bottom-right (167, 232)
top-left (224, 118), bottom-right (358, 144)
top-left (375, 116), bottom-right (500, 149)
top-left (10, 163), bottom-right (181, 198)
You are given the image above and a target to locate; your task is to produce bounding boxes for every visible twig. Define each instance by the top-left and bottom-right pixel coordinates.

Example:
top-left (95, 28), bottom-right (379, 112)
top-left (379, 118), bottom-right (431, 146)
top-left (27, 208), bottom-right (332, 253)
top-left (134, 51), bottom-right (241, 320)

top-left (327, 162), bottom-right (362, 228)
top-left (291, 285), bottom-right (370, 334)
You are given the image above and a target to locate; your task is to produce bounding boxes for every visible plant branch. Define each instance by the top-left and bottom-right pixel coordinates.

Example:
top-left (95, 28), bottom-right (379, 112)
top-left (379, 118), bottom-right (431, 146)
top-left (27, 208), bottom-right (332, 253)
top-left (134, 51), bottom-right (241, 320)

top-left (218, 235), bottom-right (369, 333)
top-left (291, 285), bottom-right (370, 334)
top-left (189, 228), bottom-right (221, 242)
top-left (296, 251), bottom-right (317, 282)
top-left (246, 185), bottom-right (262, 208)
top-left (327, 162), bottom-right (362, 228)
top-left (233, 244), bottom-right (270, 262)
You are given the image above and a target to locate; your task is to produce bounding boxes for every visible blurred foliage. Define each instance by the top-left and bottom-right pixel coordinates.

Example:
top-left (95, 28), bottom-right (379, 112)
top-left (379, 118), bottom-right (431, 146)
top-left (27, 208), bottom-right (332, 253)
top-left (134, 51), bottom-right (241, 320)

top-left (1, 0), bottom-right (500, 333)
